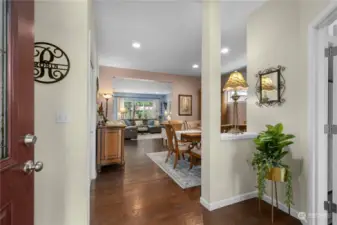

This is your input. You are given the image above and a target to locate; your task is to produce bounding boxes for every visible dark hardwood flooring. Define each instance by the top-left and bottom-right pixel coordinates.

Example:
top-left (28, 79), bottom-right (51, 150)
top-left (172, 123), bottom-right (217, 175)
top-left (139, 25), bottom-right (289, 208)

top-left (90, 139), bottom-right (301, 225)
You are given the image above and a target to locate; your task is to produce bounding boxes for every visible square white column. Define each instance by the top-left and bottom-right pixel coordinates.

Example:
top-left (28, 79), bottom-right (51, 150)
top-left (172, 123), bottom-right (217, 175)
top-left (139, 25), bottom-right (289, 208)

top-left (201, 0), bottom-right (221, 204)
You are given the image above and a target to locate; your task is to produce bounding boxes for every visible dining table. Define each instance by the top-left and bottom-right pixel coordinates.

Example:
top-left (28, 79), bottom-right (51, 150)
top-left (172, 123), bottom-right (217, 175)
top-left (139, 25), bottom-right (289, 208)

top-left (180, 132), bottom-right (201, 142)
top-left (174, 129), bottom-right (201, 141)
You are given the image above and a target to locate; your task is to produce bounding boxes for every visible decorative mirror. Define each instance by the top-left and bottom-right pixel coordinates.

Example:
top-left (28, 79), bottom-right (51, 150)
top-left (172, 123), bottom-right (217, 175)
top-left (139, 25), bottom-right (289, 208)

top-left (255, 65), bottom-right (285, 107)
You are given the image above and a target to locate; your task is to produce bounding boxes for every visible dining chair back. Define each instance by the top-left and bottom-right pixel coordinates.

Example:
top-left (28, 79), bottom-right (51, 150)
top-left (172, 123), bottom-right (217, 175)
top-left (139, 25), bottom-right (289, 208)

top-left (169, 120), bottom-right (184, 131)
top-left (164, 124), bottom-right (191, 169)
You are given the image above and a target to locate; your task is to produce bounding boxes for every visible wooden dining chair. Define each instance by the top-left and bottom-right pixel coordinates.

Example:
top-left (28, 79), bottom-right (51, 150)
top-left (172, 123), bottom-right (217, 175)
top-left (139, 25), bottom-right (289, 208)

top-left (189, 148), bottom-right (201, 170)
top-left (169, 120), bottom-right (184, 131)
top-left (164, 124), bottom-right (192, 169)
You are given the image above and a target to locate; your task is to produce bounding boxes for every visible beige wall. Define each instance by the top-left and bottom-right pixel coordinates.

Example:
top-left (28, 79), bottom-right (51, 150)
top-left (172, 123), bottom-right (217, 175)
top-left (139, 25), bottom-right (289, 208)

top-left (247, 0), bottom-right (330, 213)
top-left (99, 66), bottom-right (201, 121)
top-left (35, 1), bottom-right (91, 225)
top-left (209, 140), bottom-right (257, 202)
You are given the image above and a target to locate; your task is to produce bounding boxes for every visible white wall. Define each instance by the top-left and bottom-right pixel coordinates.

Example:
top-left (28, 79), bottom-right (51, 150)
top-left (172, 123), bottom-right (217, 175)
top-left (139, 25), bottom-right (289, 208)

top-left (111, 77), bottom-right (172, 94)
top-left (34, 1), bottom-right (91, 225)
top-left (205, 139), bottom-right (257, 204)
top-left (200, 0), bottom-right (258, 209)
top-left (247, 0), bottom-right (330, 213)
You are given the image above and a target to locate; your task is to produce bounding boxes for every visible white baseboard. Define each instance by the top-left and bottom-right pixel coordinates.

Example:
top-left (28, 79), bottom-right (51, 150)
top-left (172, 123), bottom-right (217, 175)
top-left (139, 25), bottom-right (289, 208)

top-left (200, 191), bottom-right (257, 211)
top-left (262, 195), bottom-right (300, 220)
top-left (200, 191), bottom-right (301, 223)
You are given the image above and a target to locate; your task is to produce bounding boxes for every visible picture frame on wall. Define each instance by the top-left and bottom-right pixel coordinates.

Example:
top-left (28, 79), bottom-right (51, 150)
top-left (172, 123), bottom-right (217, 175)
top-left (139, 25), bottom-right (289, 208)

top-left (178, 95), bottom-right (192, 116)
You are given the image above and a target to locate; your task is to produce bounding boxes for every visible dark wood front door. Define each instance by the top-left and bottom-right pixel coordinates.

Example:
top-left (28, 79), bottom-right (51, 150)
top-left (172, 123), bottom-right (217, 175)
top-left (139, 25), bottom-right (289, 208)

top-left (0, 0), bottom-right (35, 225)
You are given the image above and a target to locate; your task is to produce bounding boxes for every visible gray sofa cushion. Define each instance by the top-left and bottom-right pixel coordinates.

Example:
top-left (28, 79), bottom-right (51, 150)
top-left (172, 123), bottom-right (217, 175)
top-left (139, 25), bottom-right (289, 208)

top-left (124, 126), bottom-right (138, 139)
top-left (148, 120), bottom-right (154, 126)
top-left (124, 119), bottom-right (132, 126)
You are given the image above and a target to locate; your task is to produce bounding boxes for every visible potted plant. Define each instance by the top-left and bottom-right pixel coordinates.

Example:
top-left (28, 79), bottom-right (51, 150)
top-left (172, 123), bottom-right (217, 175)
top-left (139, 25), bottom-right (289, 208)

top-left (97, 102), bottom-right (107, 125)
top-left (251, 123), bottom-right (295, 209)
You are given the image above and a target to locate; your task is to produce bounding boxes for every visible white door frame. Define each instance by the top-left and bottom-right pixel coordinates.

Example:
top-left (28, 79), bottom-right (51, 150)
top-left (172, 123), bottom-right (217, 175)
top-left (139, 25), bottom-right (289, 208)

top-left (88, 30), bottom-right (97, 181)
top-left (308, 2), bottom-right (337, 225)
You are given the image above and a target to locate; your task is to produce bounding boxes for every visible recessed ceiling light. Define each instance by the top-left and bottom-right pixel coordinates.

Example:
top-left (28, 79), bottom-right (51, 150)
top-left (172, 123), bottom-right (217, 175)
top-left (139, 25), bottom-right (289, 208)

top-left (192, 64), bottom-right (199, 69)
top-left (132, 42), bottom-right (141, 49)
top-left (221, 47), bottom-right (229, 54)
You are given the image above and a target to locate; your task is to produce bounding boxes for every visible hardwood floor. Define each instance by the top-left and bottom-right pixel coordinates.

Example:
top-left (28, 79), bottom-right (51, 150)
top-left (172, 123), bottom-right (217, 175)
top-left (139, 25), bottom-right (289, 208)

top-left (90, 139), bottom-right (301, 225)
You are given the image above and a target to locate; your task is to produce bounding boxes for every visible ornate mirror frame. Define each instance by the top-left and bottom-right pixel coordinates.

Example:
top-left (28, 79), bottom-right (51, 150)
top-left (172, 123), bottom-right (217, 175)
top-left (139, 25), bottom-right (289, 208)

top-left (255, 65), bottom-right (286, 107)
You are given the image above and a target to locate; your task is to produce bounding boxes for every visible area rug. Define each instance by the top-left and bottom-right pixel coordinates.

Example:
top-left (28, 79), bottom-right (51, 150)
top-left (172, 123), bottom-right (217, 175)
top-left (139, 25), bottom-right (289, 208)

top-left (146, 151), bottom-right (201, 189)
top-left (133, 133), bottom-right (162, 140)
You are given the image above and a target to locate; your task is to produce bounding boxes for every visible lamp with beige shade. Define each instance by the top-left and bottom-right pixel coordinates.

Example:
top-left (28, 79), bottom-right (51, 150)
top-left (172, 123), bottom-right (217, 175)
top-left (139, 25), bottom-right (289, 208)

top-left (223, 71), bottom-right (248, 134)
top-left (120, 107), bottom-right (127, 119)
top-left (102, 93), bottom-right (113, 118)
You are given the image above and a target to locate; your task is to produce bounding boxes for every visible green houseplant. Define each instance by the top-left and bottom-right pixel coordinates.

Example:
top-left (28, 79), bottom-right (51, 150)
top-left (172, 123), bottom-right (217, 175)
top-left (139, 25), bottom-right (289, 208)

top-left (251, 123), bottom-right (295, 209)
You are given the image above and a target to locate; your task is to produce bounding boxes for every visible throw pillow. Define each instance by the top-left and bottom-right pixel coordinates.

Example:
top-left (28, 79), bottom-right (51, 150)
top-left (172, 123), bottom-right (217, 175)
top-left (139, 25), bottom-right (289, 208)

top-left (154, 120), bottom-right (160, 127)
top-left (124, 119), bottom-right (132, 126)
top-left (135, 120), bottom-right (143, 126)
top-left (148, 120), bottom-right (154, 126)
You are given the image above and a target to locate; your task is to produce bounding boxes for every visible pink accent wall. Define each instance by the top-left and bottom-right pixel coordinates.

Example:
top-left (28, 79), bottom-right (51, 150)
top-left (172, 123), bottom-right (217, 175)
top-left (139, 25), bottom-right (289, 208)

top-left (99, 66), bottom-right (201, 121)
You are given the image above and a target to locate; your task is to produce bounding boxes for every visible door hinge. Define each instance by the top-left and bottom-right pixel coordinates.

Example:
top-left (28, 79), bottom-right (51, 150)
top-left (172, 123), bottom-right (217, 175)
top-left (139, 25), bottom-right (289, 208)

top-left (324, 124), bottom-right (337, 135)
top-left (324, 201), bottom-right (337, 213)
top-left (325, 46), bottom-right (337, 57)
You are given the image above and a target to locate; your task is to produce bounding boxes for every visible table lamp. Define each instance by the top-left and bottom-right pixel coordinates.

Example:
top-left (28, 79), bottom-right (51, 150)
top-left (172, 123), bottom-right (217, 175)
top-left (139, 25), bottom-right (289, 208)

top-left (261, 76), bottom-right (276, 102)
top-left (223, 71), bottom-right (248, 134)
top-left (103, 93), bottom-right (112, 118)
top-left (120, 107), bottom-right (127, 119)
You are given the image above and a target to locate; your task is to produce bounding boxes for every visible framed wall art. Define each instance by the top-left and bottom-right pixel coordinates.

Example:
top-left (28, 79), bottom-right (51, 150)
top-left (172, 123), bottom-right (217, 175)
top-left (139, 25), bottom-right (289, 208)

top-left (178, 95), bottom-right (192, 116)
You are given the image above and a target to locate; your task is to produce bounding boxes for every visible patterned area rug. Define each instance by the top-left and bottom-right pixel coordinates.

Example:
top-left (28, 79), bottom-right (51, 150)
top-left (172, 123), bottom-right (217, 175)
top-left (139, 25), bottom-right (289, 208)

top-left (132, 133), bottom-right (162, 140)
top-left (146, 151), bottom-right (201, 189)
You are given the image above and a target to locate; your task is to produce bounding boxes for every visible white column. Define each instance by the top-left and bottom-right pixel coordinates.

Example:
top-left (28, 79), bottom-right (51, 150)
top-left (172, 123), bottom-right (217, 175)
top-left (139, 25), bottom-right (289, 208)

top-left (201, 0), bottom-right (221, 204)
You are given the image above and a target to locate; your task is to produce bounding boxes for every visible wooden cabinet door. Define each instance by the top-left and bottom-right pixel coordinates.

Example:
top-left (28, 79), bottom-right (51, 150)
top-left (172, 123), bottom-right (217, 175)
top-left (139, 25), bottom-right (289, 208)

top-left (104, 129), bottom-right (121, 160)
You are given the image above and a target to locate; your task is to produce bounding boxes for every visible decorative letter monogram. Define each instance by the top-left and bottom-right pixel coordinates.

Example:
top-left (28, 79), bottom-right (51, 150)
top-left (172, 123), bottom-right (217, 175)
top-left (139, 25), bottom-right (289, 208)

top-left (34, 42), bottom-right (70, 84)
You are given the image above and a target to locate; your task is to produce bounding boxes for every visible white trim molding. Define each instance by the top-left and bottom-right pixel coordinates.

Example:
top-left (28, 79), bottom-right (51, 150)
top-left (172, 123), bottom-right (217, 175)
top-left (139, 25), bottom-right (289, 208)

top-left (220, 132), bottom-right (258, 141)
top-left (200, 191), bottom-right (257, 211)
top-left (308, 2), bottom-right (337, 225)
top-left (200, 192), bottom-right (301, 222)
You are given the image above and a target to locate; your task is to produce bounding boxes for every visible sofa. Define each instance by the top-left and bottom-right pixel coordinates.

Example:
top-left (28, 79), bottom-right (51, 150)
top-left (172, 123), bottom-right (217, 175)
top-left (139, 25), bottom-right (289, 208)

top-left (147, 120), bottom-right (162, 133)
top-left (122, 119), bottom-right (163, 136)
top-left (119, 120), bottom-right (138, 139)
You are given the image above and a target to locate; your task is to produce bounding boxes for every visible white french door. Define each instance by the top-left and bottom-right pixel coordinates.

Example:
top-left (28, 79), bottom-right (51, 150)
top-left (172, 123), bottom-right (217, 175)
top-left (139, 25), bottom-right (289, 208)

top-left (324, 30), bottom-right (337, 225)
top-left (332, 36), bottom-right (337, 225)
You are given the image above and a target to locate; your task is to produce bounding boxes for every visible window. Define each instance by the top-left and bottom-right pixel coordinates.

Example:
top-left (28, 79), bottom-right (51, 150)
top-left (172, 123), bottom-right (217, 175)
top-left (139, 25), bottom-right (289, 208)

top-left (123, 99), bottom-right (159, 119)
top-left (227, 90), bottom-right (248, 103)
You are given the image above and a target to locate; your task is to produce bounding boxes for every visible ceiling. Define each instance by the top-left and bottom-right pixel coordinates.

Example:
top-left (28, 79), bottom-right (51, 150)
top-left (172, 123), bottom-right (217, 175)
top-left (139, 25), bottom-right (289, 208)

top-left (94, 0), bottom-right (266, 76)
top-left (112, 77), bottom-right (172, 95)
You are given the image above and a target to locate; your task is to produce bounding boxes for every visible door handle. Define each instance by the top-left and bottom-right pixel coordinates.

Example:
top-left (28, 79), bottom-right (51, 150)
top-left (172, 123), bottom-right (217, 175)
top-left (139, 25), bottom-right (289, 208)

top-left (23, 160), bottom-right (43, 174)
top-left (23, 134), bottom-right (37, 146)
